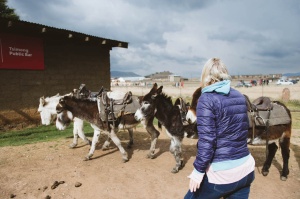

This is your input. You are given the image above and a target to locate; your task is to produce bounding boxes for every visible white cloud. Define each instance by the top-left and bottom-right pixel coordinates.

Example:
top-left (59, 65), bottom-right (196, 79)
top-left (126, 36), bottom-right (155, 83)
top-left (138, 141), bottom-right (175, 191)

top-left (7, 0), bottom-right (300, 77)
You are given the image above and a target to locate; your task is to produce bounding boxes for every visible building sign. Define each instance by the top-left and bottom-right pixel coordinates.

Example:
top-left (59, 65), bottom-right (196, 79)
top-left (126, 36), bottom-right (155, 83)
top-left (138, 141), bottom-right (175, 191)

top-left (0, 34), bottom-right (44, 70)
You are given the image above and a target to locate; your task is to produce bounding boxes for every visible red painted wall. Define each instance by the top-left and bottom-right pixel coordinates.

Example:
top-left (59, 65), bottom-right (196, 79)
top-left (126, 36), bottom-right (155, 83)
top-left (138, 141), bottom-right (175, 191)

top-left (0, 34), bottom-right (44, 70)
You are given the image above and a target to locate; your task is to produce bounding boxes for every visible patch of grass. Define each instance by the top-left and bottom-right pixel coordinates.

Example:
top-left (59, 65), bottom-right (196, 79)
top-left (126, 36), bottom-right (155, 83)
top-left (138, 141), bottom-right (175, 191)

top-left (0, 122), bottom-right (93, 147)
top-left (0, 119), bottom-right (160, 147)
top-left (286, 100), bottom-right (300, 111)
top-left (284, 100), bottom-right (300, 129)
top-left (292, 112), bottom-right (300, 129)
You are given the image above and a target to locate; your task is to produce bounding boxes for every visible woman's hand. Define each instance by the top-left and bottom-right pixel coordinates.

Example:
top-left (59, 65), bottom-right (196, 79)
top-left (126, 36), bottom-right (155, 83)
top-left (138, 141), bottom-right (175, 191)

top-left (187, 169), bottom-right (204, 192)
top-left (189, 178), bottom-right (201, 192)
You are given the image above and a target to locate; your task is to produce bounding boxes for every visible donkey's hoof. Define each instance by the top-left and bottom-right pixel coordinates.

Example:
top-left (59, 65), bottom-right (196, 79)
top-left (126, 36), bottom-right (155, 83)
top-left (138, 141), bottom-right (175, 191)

top-left (84, 155), bottom-right (92, 161)
top-left (262, 171), bottom-right (269, 176)
top-left (101, 145), bottom-right (110, 151)
top-left (122, 152), bottom-right (129, 163)
top-left (171, 168), bottom-right (179, 173)
top-left (101, 142), bottom-right (111, 151)
top-left (280, 176), bottom-right (287, 181)
top-left (146, 153), bottom-right (155, 159)
top-left (69, 143), bottom-right (77, 148)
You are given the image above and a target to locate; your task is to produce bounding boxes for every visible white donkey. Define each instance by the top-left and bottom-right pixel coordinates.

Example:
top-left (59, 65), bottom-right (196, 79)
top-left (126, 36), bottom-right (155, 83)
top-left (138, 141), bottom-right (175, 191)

top-left (38, 93), bottom-right (92, 148)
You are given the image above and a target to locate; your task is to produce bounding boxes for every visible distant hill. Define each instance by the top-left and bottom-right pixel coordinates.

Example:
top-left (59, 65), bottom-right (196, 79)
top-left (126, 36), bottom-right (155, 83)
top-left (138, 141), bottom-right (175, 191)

top-left (283, 72), bottom-right (300, 77)
top-left (145, 71), bottom-right (173, 79)
top-left (111, 71), bottom-right (142, 78)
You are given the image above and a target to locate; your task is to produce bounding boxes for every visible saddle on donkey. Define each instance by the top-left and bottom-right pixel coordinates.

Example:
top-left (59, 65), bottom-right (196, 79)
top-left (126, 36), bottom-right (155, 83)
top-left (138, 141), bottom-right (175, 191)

top-left (97, 90), bottom-right (140, 122)
top-left (245, 96), bottom-right (291, 127)
top-left (73, 84), bottom-right (103, 101)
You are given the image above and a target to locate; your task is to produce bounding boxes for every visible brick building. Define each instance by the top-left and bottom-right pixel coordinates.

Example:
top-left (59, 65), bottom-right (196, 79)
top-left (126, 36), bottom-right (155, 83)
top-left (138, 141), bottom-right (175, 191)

top-left (0, 18), bottom-right (128, 128)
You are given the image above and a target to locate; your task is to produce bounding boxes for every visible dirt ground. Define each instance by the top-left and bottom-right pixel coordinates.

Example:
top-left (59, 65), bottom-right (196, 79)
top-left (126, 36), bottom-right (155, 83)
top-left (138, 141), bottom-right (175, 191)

top-left (0, 82), bottom-right (300, 199)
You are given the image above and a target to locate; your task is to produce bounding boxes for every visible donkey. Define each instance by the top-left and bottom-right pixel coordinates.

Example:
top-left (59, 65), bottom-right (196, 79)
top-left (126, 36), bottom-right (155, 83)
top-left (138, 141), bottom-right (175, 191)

top-left (38, 85), bottom-right (125, 150)
top-left (186, 87), bottom-right (292, 181)
top-left (38, 93), bottom-right (92, 148)
top-left (174, 97), bottom-right (198, 139)
top-left (134, 83), bottom-right (195, 173)
top-left (56, 92), bottom-right (160, 162)
top-left (56, 95), bottom-right (133, 162)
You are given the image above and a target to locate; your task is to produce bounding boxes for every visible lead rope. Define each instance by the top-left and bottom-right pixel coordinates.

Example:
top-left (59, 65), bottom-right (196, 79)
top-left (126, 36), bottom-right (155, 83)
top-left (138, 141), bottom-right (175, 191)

top-left (251, 111), bottom-right (255, 142)
top-left (110, 99), bottom-right (115, 129)
top-left (254, 109), bottom-right (270, 159)
top-left (105, 95), bottom-right (111, 132)
top-left (265, 110), bottom-right (271, 160)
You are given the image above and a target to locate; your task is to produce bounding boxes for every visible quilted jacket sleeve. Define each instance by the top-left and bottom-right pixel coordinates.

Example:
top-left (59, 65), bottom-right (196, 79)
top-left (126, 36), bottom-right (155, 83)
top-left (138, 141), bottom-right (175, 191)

top-left (193, 93), bottom-right (217, 173)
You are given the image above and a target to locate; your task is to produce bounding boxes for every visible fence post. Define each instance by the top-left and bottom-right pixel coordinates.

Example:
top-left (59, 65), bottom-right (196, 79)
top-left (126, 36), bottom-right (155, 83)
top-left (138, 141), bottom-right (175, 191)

top-left (282, 88), bottom-right (290, 102)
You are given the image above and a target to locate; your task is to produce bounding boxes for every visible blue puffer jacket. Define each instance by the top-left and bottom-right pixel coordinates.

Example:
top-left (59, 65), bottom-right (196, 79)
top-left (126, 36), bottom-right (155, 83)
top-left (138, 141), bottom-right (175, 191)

top-left (194, 88), bottom-right (249, 173)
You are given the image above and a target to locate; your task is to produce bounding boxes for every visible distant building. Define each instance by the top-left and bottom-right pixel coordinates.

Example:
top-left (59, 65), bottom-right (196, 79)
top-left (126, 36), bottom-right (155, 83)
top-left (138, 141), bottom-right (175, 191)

top-left (169, 75), bottom-right (181, 82)
top-left (120, 76), bottom-right (145, 81)
top-left (145, 71), bottom-right (173, 80)
top-left (231, 74), bottom-right (282, 80)
top-left (0, 18), bottom-right (128, 126)
top-left (111, 76), bottom-right (145, 86)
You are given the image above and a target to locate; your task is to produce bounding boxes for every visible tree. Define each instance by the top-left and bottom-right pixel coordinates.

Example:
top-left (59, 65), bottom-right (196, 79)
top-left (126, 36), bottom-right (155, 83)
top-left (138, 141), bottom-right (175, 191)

top-left (0, 0), bottom-right (20, 20)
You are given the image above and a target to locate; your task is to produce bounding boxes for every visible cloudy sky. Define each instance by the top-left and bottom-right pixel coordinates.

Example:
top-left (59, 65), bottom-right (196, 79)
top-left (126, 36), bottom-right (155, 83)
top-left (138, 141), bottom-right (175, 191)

top-left (7, 0), bottom-right (300, 78)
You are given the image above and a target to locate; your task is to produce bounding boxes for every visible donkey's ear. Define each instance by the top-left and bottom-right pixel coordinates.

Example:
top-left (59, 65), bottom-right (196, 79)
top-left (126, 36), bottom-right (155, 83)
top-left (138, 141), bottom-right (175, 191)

top-left (137, 96), bottom-right (143, 104)
top-left (151, 94), bottom-right (157, 99)
top-left (157, 86), bottom-right (163, 94)
top-left (40, 96), bottom-right (45, 105)
top-left (149, 83), bottom-right (158, 94)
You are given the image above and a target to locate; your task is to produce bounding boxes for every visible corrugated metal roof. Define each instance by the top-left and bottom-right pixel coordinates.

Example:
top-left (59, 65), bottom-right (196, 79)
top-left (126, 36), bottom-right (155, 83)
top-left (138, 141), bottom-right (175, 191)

top-left (0, 17), bottom-right (128, 48)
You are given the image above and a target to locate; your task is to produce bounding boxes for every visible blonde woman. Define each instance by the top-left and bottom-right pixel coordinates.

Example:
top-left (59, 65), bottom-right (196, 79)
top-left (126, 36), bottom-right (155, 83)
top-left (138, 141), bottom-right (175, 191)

top-left (184, 58), bottom-right (255, 199)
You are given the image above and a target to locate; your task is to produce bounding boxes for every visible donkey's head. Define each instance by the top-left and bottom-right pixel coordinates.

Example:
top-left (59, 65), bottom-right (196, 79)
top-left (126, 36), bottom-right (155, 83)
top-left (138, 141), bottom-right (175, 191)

top-left (38, 94), bottom-right (61, 125)
top-left (174, 97), bottom-right (190, 123)
top-left (55, 96), bottom-right (74, 130)
top-left (134, 83), bottom-right (163, 121)
top-left (186, 87), bottom-right (202, 124)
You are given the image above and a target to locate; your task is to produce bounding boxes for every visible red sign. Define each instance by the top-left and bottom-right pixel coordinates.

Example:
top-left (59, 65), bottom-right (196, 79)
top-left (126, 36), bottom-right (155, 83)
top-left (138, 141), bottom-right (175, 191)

top-left (0, 34), bottom-right (44, 70)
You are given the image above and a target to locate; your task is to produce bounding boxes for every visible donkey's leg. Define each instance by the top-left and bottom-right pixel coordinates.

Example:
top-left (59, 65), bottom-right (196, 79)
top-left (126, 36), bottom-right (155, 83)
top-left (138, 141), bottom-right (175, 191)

top-left (75, 118), bottom-right (91, 145)
top-left (102, 128), bottom-right (134, 150)
top-left (84, 125), bottom-right (101, 161)
top-left (70, 126), bottom-right (79, 148)
top-left (126, 128), bottom-right (134, 149)
top-left (70, 118), bottom-right (91, 148)
top-left (169, 135), bottom-right (184, 173)
top-left (77, 126), bottom-right (92, 146)
top-left (144, 117), bottom-right (160, 159)
top-left (108, 127), bottom-right (128, 162)
top-left (279, 136), bottom-right (290, 181)
top-left (262, 142), bottom-right (278, 176)
top-left (69, 118), bottom-right (81, 148)
top-left (101, 136), bottom-right (112, 150)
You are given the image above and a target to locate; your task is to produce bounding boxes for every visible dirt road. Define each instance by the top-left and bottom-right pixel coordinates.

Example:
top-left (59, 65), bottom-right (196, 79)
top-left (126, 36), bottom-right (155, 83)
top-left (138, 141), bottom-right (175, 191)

top-left (0, 82), bottom-right (299, 199)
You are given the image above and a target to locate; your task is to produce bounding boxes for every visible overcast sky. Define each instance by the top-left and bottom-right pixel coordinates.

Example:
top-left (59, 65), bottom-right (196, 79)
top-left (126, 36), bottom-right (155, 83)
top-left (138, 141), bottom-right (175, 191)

top-left (7, 0), bottom-right (300, 78)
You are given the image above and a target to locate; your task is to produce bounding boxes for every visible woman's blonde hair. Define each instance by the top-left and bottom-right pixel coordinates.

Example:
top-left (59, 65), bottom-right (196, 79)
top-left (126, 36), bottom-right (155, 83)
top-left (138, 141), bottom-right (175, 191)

top-left (200, 58), bottom-right (231, 87)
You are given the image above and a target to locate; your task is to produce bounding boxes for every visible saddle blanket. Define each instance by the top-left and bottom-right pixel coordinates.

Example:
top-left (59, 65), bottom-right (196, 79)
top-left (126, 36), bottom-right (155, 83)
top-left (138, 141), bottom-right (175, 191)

top-left (249, 103), bottom-right (291, 127)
